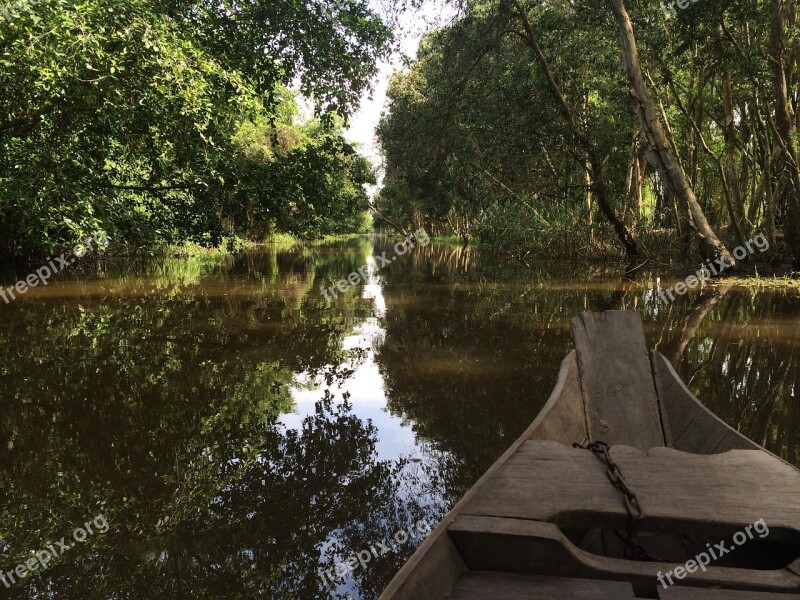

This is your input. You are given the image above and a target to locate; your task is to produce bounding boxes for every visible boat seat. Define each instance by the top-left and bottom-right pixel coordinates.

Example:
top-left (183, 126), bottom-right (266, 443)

top-left (660, 587), bottom-right (800, 598)
top-left (448, 440), bottom-right (800, 596)
top-left (448, 572), bottom-right (800, 599)
top-left (448, 571), bottom-right (636, 599)
top-left (457, 440), bottom-right (800, 538)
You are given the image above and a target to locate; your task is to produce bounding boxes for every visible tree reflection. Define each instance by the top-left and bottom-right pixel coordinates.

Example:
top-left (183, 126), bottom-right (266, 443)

top-left (0, 245), bottom-right (426, 599)
top-left (662, 290), bottom-right (800, 465)
top-left (1, 240), bottom-right (798, 600)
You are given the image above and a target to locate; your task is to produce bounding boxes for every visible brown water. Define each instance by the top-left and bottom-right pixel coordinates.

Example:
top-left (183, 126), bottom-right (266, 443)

top-left (0, 237), bottom-right (798, 599)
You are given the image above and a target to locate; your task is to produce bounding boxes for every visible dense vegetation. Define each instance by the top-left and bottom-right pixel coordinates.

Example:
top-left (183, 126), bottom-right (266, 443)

top-left (7, 0), bottom-right (799, 268)
top-left (0, 0), bottom-right (390, 258)
top-left (377, 0), bottom-right (800, 268)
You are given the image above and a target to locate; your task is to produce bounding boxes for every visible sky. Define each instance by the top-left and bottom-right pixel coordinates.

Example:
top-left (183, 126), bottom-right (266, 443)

top-left (342, 2), bottom-right (458, 186)
top-left (343, 58), bottom-right (399, 168)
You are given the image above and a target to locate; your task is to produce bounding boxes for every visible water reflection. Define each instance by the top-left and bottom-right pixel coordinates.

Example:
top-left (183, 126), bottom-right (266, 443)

top-left (0, 238), bottom-right (797, 599)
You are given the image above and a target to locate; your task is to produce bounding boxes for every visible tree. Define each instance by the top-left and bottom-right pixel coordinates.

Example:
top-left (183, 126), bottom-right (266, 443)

top-left (609, 0), bottom-right (736, 267)
top-left (379, 0), bottom-right (795, 267)
top-left (0, 0), bottom-right (391, 258)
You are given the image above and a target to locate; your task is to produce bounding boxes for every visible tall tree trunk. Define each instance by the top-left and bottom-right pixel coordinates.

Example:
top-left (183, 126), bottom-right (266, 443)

top-left (722, 68), bottom-right (749, 245)
top-left (509, 0), bottom-right (638, 258)
top-left (623, 134), bottom-right (636, 226)
top-left (623, 131), bottom-right (644, 225)
top-left (586, 160), bottom-right (594, 237)
top-left (633, 149), bottom-right (646, 219)
top-left (609, 0), bottom-right (737, 268)
top-left (686, 44), bottom-right (701, 191)
top-left (771, 0), bottom-right (800, 266)
top-left (582, 76), bottom-right (595, 238)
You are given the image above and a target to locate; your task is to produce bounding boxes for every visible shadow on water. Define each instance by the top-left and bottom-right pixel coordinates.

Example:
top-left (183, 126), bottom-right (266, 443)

top-left (0, 237), bottom-right (797, 598)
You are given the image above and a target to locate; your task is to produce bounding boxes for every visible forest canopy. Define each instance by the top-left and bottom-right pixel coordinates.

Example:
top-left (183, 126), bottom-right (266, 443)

top-left (6, 0), bottom-right (800, 269)
top-left (377, 0), bottom-right (800, 268)
top-left (0, 0), bottom-right (390, 257)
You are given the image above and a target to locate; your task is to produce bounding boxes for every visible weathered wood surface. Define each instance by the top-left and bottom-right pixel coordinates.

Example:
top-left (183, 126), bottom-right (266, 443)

top-left (449, 515), bottom-right (800, 596)
top-left (382, 311), bottom-right (800, 600)
top-left (660, 587), bottom-right (800, 599)
top-left (571, 311), bottom-right (665, 449)
top-left (459, 441), bottom-right (800, 539)
top-left (375, 532), bottom-right (467, 600)
top-left (448, 571), bottom-right (636, 599)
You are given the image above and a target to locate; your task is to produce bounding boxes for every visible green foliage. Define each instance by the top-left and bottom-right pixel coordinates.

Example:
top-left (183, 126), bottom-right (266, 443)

top-left (229, 108), bottom-right (377, 240)
top-left (377, 7), bottom-right (638, 250)
top-left (164, 0), bottom-right (392, 115)
top-left (377, 0), bottom-right (798, 264)
top-left (0, 0), bottom-right (390, 259)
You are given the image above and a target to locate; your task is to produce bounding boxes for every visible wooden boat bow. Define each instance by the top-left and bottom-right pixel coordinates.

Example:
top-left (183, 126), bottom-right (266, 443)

top-left (380, 310), bottom-right (800, 599)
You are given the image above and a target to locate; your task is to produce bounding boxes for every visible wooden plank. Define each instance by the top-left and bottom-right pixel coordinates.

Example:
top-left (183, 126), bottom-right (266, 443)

top-left (651, 351), bottom-right (760, 454)
top-left (459, 441), bottom-right (800, 540)
top-left (571, 311), bottom-right (665, 449)
top-left (380, 353), bottom-right (583, 600)
top-left (660, 587), bottom-right (800, 599)
top-left (448, 571), bottom-right (636, 599)
top-left (448, 515), bottom-right (800, 597)
top-left (377, 533), bottom-right (467, 600)
top-left (383, 312), bottom-right (800, 600)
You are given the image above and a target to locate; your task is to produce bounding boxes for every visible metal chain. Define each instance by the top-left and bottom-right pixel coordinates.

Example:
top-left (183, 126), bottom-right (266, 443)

top-left (573, 440), bottom-right (644, 560)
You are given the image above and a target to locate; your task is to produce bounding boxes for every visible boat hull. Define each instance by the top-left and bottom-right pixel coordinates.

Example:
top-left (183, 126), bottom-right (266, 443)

top-left (380, 311), bottom-right (800, 599)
